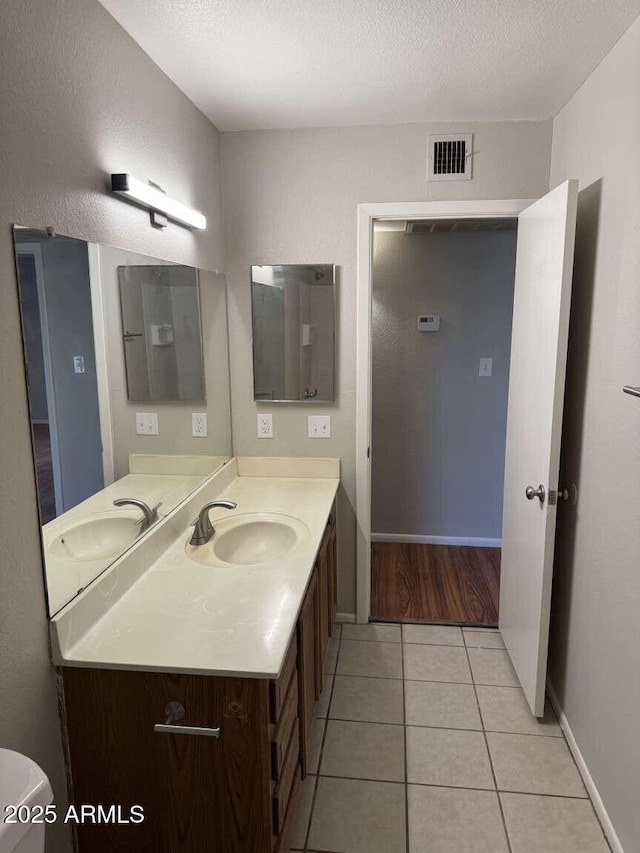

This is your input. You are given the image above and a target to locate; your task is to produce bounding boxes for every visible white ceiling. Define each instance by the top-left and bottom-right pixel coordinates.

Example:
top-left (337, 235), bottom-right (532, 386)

top-left (98, 0), bottom-right (640, 131)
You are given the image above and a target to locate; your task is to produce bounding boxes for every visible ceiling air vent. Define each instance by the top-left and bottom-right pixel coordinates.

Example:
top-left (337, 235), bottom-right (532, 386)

top-left (427, 133), bottom-right (473, 182)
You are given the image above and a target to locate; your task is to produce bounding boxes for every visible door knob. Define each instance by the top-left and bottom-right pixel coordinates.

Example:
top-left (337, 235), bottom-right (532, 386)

top-left (525, 484), bottom-right (545, 504)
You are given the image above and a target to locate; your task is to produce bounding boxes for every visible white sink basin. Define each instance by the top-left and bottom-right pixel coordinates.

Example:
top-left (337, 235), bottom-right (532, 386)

top-left (49, 511), bottom-right (142, 562)
top-left (0, 748), bottom-right (52, 853)
top-left (186, 513), bottom-right (309, 567)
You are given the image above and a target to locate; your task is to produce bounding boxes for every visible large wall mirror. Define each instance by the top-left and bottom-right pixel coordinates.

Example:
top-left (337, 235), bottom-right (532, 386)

top-left (13, 227), bottom-right (232, 616)
top-left (251, 264), bottom-right (336, 402)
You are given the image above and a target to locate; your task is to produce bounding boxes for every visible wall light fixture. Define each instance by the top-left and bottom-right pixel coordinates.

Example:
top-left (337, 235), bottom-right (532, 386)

top-left (110, 174), bottom-right (207, 230)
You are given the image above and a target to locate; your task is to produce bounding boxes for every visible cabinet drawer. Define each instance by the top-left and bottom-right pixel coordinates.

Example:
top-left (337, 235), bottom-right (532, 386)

top-left (270, 634), bottom-right (297, 724)
top-left (271, 673), bottom-right (298, 780)
top-left (272, 718), bottom-right (300, 836)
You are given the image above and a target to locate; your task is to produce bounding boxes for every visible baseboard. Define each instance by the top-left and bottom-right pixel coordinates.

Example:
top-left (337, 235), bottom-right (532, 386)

top-left (335, 611), bottom-right (356, 623)
top-left (371, 532), bottom-right (502, 548)
top-left (546, 678), bottom-right (624, 853)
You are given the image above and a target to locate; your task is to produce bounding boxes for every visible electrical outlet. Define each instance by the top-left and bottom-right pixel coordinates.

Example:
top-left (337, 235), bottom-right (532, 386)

top-left (136, 412), bottom-right (159, 435)
top-left (479, 357), bottom-right (493, 377)
top-left (308, 415), bottom-right (331, 438)
top-left (192, 412), bottom-right (208, 437)
top-left (73, 355), bottom-right (85, 374)
top-left (257, 413), bottom-right (273, 438)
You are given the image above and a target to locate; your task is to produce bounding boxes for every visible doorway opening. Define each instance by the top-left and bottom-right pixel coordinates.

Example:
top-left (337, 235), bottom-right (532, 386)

top-left (370, 217), bottom-right (517, 626)
top-left (16, 250), bottom-right (57, 523)
top-left (357, 187), bottom-right (578, 715)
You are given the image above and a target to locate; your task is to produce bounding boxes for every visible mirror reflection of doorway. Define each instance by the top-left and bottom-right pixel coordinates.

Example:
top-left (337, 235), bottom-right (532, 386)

top-left (15, 235), bottom-right (104, 524)
top-left (370, 218), bottom-right (517, 627)
top-left (17, 251), bottom-right (57, 523)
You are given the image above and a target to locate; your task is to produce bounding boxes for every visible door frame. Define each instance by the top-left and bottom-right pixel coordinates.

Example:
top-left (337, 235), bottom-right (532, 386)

top-left (355, 199), bottom-right (534, 624)
top-left (87, 243), bottom-right (116, 486)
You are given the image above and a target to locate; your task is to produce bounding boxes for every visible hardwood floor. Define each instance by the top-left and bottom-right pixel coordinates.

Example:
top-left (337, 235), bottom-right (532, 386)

top-left (371, 542), bottom-right (501, 626)
top-left (32, 423), bottom-right (56, 524)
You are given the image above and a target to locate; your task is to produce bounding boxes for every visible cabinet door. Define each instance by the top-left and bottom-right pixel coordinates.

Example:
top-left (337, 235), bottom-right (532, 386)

top-left (297, 568), bottom-right (318, 777)
top-left (61, 669), bottom-right (273, 852)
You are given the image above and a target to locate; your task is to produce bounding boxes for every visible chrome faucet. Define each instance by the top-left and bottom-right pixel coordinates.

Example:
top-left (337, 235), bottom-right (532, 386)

top-left (113, 498), bottom-right (162, 533)
top-left (189, 501), bottom-right (237, 546)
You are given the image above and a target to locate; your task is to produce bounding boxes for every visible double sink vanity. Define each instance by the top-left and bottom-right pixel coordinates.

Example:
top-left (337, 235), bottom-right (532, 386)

top-left (12, 226), bottom-right (340, 851)
top-left (50, 456), bottom-right (339, 852)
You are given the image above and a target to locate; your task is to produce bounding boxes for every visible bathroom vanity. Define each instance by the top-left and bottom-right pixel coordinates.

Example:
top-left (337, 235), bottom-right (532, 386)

top-left (52, 458), bottom-right (339, 853)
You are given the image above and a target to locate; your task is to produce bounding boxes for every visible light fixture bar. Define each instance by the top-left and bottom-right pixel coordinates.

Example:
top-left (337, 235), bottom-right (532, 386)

top-left (111, 174), bottom-right (207, 230)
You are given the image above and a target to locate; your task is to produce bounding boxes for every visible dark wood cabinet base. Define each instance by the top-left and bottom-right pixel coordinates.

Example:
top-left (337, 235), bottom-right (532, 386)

top-left (60, 501), bottom-right (337, 853)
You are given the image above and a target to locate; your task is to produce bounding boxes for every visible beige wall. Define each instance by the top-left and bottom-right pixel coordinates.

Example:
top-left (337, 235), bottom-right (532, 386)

top-left (221, 120), bottom-right (552, 613)
top-left (372, 229), bottom-right (517, 540)
top-left (548, 16), bottom-right (640, 853)
top-left (0, 1), bottom-right (224, 850)
top-left (97, 247), bottom-right (231, 479)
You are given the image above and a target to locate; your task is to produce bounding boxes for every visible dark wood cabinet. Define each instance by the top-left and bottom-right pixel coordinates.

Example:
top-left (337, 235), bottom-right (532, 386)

top-left (62, 668), bottom-right (274, 852)
top-left (60, 500), bottom-right (337, 853)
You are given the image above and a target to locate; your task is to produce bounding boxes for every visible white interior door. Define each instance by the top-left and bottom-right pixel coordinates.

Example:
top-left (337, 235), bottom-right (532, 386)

top-left (500, 179), bottom-right (578, 716)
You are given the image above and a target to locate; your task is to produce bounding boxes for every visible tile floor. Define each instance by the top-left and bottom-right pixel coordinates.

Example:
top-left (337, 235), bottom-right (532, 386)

top-left (291, 623), bottom-right (611, 853)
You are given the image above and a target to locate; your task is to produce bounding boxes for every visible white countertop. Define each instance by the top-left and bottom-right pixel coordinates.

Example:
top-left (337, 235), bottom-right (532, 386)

top-left (51, 461), bottom-right (339, 680)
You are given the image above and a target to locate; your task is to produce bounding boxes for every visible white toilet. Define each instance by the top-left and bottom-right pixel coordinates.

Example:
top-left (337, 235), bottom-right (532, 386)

top-left (0, 749), bottom-right (53, 853)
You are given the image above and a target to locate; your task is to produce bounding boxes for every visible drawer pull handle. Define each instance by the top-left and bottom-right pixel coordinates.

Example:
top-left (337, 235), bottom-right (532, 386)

top-left (154, 700), bottom-right (221, 738)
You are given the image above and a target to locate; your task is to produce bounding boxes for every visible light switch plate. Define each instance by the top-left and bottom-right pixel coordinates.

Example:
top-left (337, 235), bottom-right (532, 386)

top-left (136, 412), bottom-right (159, 435)
top-left (73, 355), bottom-right (85, 374)
top-left (308, 415), bottom-right (331, 438)
top-left (192, 412), bottom-right (207, 437)
top-left (257, 413), bottom-right (273, 438)
top-left (479, 357), bottom-right (493, 377)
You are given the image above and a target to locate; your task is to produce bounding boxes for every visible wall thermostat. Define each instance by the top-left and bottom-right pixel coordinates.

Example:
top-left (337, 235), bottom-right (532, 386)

top-left (417, 314), bottom-right (440, 332)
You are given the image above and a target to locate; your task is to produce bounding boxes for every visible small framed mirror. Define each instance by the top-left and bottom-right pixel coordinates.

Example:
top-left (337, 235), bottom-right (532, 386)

top-left (251, 264), bottom-right (336, 402)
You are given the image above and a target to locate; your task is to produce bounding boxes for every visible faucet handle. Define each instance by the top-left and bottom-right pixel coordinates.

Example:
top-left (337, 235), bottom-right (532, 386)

top-left (190, 500), bottom-right (236, 526)
top-left (189, 501), bottom-right (237, 546)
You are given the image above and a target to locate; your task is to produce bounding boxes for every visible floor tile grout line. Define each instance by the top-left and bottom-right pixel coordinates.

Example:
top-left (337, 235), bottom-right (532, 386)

top-left (463, 636), bottom-right (514, 853)
top-left (326, 713), bottom-right (563, 738)
top-left (336, 669), bottom-right (522, 686)
top-left (309, 771), bottom-right (592, 800)
top-left (345, 636), bottom-right (500, 650)
top-left (314, 771), bottom-right (407, 786)
top-left (374, 617), bottom-right (499, 629)
top-left (401, 625), bottom-right (410, 853)
top-left (303, 625), bottom-right (341, 852)
top-left (339, 637), bottom-right (402, 643)
top-left (301, 773), bottom-right (318, 853)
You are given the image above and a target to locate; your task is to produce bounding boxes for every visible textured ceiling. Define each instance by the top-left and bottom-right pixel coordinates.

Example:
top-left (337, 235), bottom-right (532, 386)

top-left (98, 0), bottom-right (640, 131)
